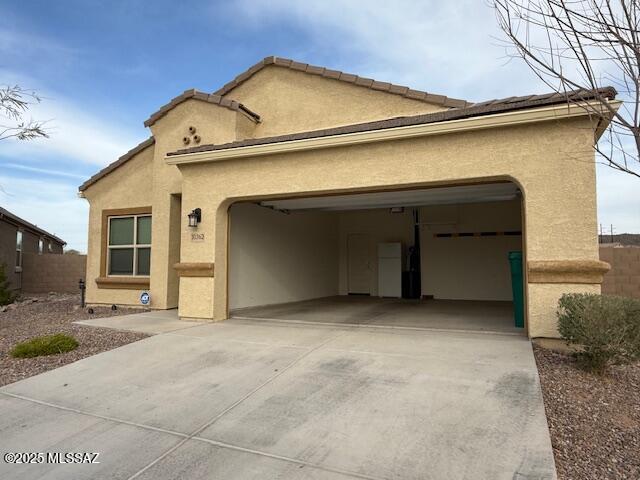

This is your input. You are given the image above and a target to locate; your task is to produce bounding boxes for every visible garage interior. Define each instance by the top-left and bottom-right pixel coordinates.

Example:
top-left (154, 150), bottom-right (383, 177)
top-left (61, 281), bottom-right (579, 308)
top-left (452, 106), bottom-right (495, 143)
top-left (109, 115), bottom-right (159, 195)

top-left (228, 183), bottom-right (525, 334)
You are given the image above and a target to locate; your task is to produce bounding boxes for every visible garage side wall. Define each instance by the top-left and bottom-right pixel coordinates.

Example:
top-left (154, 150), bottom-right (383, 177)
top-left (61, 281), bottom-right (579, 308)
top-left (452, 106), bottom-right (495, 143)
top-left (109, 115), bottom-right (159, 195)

top-left (420, 200), bottom-right (521, 301)
top-left (229, 203), bottom-right (339, 310)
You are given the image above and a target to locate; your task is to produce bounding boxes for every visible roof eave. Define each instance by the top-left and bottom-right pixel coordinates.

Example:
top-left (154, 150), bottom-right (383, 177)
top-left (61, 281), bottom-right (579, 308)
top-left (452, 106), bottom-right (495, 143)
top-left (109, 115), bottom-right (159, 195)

top-left (143, 89), bottom-right (261, 128)
top-left (78, 136), bottom-right (155, 192)
top-left (166, 99), bottom-right (622, 166)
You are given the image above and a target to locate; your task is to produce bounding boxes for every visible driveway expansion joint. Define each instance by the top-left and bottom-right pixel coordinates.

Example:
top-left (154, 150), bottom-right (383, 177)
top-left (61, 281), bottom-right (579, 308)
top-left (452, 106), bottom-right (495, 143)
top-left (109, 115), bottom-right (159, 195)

top-left (0, 391), bottom-right (380, 480)
top-left (126, 329), bottom-right (349, 480)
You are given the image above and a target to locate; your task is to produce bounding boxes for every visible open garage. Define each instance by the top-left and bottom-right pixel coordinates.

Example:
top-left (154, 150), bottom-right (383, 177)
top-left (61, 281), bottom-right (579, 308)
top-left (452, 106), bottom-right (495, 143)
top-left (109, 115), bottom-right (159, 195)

top-left (228, 182), bottom-right (525, 334)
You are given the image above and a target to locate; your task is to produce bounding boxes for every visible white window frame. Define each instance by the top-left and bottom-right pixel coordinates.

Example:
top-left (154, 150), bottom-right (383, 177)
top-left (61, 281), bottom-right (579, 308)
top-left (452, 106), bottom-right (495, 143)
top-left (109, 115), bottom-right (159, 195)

top-left (38, 237), bottom-right (44, 255)
top-left (15, 230), bottom-right (23, 272)
top-left (107, 214), bottom-right (151, 277)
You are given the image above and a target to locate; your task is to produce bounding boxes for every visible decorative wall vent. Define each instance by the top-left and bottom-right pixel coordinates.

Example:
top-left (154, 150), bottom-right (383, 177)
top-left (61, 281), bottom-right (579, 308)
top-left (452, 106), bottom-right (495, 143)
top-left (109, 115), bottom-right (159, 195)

top-left (183, 126), bottom-right (201, 145)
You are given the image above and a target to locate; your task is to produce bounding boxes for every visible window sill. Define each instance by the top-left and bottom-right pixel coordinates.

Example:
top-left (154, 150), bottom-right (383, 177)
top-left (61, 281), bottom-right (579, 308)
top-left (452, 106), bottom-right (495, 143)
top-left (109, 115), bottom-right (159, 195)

top-left (95, 276), bottom-right (150, 290)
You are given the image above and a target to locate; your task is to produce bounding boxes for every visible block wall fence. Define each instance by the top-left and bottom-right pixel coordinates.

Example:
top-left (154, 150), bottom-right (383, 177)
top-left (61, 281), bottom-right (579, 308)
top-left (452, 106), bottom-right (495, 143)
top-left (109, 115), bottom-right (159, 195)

top-left (21, 253), bottom-right (86, 294)
top-left (600, 246), bottom-right (640, 299)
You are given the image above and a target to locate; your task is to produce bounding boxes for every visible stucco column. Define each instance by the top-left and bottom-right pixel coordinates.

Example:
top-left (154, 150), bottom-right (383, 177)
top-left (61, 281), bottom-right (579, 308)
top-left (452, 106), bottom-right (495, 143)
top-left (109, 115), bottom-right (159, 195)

top-left (520, 161), bottom-right (609, 338)
top-left (175, 175), bottom-right (225, 320)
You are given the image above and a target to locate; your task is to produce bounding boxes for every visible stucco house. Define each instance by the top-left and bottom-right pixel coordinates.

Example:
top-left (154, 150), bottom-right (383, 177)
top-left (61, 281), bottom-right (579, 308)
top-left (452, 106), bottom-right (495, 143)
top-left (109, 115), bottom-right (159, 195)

top-left (78, 56), bottom-right (616, 338)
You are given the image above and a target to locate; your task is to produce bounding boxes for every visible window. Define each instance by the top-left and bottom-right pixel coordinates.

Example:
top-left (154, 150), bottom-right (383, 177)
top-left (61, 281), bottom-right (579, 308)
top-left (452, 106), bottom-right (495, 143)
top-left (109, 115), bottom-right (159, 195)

top-left (15, 231), bottom-right (23, 271)
top-left (38, 238), bottom-right (44, 255)
top-left (107, 214), bottom-right (151, 276)
top-left (48, 241), bottom-right (53, 253)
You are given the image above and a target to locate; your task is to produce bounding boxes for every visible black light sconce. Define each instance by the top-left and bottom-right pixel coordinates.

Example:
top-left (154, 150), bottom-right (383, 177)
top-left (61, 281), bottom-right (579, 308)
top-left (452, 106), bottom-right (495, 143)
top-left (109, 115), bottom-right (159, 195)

top-left (188, 208), bottom-right (202, 228)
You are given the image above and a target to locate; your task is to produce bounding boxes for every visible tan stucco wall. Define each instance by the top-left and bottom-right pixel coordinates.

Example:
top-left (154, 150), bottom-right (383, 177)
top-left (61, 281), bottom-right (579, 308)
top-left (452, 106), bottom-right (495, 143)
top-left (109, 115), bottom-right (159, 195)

top-left (528, 283), bottom-right (600, 338)
top-left (420, 200), bottom-right (522, 301)
top-left (83, 142), bottom-right (154, 306)
top-left (224, 66), bottom-right (447, 137)
top-left (228, 203), bottom-right (339, 310)
top-left (148, 100), bottom-right (255, 309)
top-left (175, 116), bottom-right (599, 338)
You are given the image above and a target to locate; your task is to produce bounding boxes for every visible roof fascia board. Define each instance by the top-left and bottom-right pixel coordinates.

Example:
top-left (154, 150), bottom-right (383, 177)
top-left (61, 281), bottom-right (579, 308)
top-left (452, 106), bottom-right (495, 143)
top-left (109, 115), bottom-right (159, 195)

top-left (166, 100), bottom-right (621, 166)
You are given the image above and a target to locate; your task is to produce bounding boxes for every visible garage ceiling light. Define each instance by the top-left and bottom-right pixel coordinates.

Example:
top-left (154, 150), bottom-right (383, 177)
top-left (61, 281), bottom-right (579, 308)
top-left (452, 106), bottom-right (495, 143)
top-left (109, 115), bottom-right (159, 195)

top-left (260, 183), bottom-right (519, 212)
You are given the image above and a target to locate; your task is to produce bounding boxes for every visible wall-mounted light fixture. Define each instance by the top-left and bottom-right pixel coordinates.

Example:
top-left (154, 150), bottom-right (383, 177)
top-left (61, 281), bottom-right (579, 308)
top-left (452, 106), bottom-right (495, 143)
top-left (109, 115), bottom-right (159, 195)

top-left (188, 208), bottom-right (202, 228)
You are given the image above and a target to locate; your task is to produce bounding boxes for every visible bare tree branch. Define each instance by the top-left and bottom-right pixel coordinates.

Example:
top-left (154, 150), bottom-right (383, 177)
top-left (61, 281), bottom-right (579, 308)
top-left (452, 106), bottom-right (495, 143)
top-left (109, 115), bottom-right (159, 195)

top-left (0, 85), bottom-right (49, 141)
top-left (492, 0), bottom-right (640, 178)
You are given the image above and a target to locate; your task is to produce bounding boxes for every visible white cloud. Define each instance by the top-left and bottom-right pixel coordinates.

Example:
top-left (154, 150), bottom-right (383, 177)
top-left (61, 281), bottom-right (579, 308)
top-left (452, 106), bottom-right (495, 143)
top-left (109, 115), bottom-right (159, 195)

top-left (0, 175), bottom-right (88, 252)
top-left (1, 69), bottom-right (142, 167)
top-left (1, 162), bottom-right (86, 180)
top-left (230, 0), bottom-right (640, 232)
top-left (231, 0), bottom-right (544, 101)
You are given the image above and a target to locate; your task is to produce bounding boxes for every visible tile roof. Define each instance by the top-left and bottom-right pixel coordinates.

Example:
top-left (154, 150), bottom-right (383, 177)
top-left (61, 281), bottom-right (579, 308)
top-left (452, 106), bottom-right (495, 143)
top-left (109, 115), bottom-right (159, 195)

top-left (143, 89), bottom-right (261, 128)
top-left (169, 87), bottom-right (617, 157)
top-left (213, 56), bottom-right (471, 109)
top-left (78, 137), bottom-right (155, 192)
top-left (0, 206), bottom-right (66, 245)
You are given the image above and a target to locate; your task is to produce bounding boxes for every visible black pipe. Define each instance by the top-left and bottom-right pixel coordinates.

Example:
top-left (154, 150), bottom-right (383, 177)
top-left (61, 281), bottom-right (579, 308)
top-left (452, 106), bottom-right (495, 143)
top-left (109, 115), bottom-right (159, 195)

top-left (79, 279), bottom-right (86, 308)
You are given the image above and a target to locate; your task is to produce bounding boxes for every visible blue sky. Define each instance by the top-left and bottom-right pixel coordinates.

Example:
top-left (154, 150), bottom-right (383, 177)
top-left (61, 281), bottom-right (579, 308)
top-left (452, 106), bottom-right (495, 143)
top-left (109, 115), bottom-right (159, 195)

top-left (1, 0), bottom-right (638, 251)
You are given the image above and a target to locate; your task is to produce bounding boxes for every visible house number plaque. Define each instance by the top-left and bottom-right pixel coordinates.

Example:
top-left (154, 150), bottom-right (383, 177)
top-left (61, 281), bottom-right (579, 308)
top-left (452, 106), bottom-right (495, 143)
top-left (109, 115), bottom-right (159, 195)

top-left (191, 233), bottom-right (205, 242)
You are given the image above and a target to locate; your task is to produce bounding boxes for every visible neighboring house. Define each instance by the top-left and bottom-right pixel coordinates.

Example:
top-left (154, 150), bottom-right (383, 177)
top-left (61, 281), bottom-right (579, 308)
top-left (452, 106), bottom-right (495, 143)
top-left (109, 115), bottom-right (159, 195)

top-left (0, 206), bottom-right (66, 291)
top-left (78, 56), bottom-right (617, 339)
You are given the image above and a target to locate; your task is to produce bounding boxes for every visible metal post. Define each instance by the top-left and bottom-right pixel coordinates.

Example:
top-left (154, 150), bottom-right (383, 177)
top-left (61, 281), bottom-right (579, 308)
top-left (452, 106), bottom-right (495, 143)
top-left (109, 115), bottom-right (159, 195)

top-left (599, 223), bottom-right (602, 244)
top-left (79, 279), bottom-right (85, 308)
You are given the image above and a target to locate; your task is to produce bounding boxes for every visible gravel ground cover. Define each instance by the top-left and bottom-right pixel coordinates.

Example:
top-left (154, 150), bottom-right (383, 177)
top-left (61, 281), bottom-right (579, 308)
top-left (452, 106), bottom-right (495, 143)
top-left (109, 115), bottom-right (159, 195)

top-left (534, 345), bottom-right (640, 480)
top-left (0, 294), bottom-right (148, 387)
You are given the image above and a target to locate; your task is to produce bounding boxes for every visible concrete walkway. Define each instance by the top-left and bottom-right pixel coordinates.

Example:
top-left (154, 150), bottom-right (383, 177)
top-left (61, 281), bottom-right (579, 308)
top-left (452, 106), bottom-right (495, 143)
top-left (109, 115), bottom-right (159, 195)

top-left (0, 317), bottom-right (556, 479)
top-left (74, 309), bottom-right (198, 335)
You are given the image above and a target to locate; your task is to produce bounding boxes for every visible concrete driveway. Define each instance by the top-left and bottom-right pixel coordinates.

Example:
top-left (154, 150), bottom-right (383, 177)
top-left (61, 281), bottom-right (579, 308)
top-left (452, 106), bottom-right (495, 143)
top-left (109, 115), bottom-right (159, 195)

top-left (0, 317), bottom-right (556, 480)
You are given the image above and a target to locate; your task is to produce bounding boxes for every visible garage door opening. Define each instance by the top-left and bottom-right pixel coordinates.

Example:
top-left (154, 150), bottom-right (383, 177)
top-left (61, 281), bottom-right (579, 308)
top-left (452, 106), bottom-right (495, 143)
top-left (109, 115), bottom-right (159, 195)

top-left (228, 182), bottom-right (525, 334)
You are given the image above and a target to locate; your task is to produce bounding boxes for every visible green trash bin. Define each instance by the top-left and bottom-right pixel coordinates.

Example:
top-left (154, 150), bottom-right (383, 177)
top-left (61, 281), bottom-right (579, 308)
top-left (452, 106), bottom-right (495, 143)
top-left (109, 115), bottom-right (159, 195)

top-left (508, 251), bottom-right (525, 328)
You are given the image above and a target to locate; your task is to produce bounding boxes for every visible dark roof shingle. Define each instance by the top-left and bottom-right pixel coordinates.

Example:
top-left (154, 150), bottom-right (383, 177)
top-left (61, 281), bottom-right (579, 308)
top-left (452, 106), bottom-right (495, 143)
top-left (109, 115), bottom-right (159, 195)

top-left (143, 89), bottom-right (261, 128)
top-left (169, 87), bottom-right (617, 157)
top-left (213, 56), bottom-right (471, 109)
top-left (78, 137), bottom-right (155, 192)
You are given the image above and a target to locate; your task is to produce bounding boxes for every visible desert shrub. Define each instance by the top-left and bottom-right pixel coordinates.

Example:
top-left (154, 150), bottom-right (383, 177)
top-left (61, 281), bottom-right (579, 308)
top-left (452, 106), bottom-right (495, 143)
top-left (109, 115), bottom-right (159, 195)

top-left (557, 293), bottom-right (640, 373)
top-left (0, 263), bottom-right (15, 306)
top-left (10, 334), bottom-right (79, 358)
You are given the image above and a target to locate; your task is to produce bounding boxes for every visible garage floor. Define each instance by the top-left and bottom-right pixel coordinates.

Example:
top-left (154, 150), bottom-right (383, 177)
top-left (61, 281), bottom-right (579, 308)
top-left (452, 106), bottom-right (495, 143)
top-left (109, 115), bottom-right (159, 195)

top-left (232, 296), bottom-right (522, 334)
top-left (0, 316), bottom-right (554, 479)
